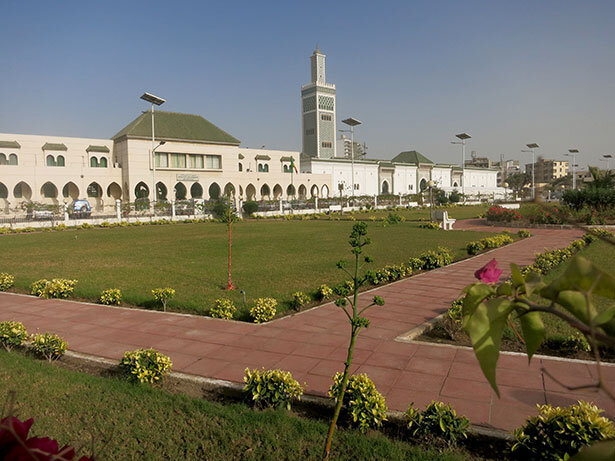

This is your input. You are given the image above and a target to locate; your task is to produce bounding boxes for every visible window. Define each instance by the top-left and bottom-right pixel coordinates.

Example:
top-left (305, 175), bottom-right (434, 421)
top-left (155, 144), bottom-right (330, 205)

top-left (264, 164), bottom-right (269, 172)
top-left (0, 154), bottom-right (6, 165)
top-left (283, 165), bottom-right (289, 172)
top-left (46, 155), bottom-right (55, 166)
top-left (90, 157), bottom-right (98, 167)
top-left (206, 155), bottom-right (221, 169)
top-left (156, 152), bottom-right (168, 168)
top-left (56, 156), bottom-right (65, 167)
top-left (322, 142), bottom-right (332, 148)
top-left (14, 183), bottom-right (22, 198)
top-left (320, 114), bottom-right (332, 121)
top-left (409, 185), bottom-right (413, 190)
top-left (100, 157), bottom-right (108, 168)
top-left (305, 128), bottom-right (315, 135)
top-left (170, 153), bottom-right (186, 168)
top-left (239, 162), bottom-right (243, 172)
top-left (258, 164), bottom-right (263, 172)
top-left (188, 154), bottom-right (204, 169)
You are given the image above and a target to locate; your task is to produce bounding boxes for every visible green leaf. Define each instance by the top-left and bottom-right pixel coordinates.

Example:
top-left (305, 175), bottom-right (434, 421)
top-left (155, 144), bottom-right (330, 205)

top-left (524, 270), bottom-right (544, 297)
top-left (496, 282), bottom-right (513, 296)
top-left (519, 311), bottom-right (545, 361)
top-left (593, 307), bottom-right (615, 326)
top-left (463, 297), bottom-right (513, 397)
top-left (510, 263), bottom-right (525, 287)
top-left (542, 256), bottom-right (615, 301)
top-left (557, 290), bottom-right (595, 325)
top-left (571, 440), bottom-right (615, 460)
top-left (462, 283), bottom-right (496, 328)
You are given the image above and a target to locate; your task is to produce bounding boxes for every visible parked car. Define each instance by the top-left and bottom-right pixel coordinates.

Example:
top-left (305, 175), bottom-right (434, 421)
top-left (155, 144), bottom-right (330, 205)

top-left (69, 199), bottom-right (92, 219)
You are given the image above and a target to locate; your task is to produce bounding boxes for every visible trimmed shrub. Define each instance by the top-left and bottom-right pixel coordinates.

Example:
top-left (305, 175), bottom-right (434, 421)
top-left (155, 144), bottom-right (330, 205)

top-left (30, 333), bottom-right (67, 361)
top-left (316, 284), bottom-right (333, 301)
top-left (384, 212), bottom-right (404, 224)
top-left (512, 401), bottom-right (615, 460)
top-left (518, 229), bottom-right (531, 238)
top-left (407, 257), bottom-right (423, 271)
top-left (99, 288), bottom-right (122, 305)
top-left (0, 321), bottom-right (28, 351)
top-left (406, 401), bottom-right (469, 446)
top-left (466, 241), bottom-right (485, 255)
top-left (209, 298), bottom-right (236, 320)
top-left (446, 299), bottom-right (463, 322)
top-left (119, 348), bottom-right (173, 384)
top-left (418, 247), bottom-right (452, 270)
top-left (30, 279), bottom-right (77, 299)
top-left (291, 291), bottom-right (310, 311)
top-left (243, 368), bottom-right (304, 410)
top-left (250, 297), bottom-right (277, 323)
top-left (0, 273), bottom-right (15, 291)
top-left (486, 205), bottom-right (521, 222)
top-left (466, 234), bottom-right (514, 255)
top-left (242, 201), bottom-right (259, 216)
top-left (544, 333), bottom-right (591, 354)
top-left (329, 372), bottom-right (388, 432)
top-left (152, 287), bottom-right (175, 312)
top-left (419, 222), bottom-right (440, 230)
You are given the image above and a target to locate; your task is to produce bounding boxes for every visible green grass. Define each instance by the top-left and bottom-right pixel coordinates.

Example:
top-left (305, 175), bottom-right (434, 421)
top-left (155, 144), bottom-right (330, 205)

top-left (312, 204), bottom-right (488, 222)
top-left (0, 220), bottom-right (493, 320)
top-left (0, 351), bottom-right (466, 461)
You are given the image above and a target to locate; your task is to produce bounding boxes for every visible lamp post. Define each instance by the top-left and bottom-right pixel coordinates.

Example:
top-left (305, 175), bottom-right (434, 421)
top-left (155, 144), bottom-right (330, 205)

top-left (602, 154), bottom-right (613, 171)
top-left (427, 180), bottom-right (435, 221)
top-left (140, 92), bottom-right (166, 202)
top-left (503, 182), bottom-right (509, 202)
top-left (342, 118), bottom-right (362, 199)
top-left (521, 143), bottom-right (539, 200)
top-left (565, 149), bottom-right (579, 190)
top-left (451, 133), bottom-right (471, 201)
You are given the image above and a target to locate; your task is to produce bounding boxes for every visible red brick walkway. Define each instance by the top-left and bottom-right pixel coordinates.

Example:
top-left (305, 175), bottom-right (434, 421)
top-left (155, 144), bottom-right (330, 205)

top-left (2, 222), bottom-right (613, 432)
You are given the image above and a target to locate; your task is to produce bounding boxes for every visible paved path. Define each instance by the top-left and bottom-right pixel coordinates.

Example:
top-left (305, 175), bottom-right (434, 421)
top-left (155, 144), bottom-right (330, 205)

top-left (2, 223), bottom-right (613, 432)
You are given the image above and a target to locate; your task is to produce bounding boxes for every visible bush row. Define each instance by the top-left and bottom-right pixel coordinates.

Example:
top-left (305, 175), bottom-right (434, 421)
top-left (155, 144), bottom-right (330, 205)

top-left (0, 321), bottom-right (66, 361)
top-left (486, 205), bottom-right (522, 222)
top-left (466, 233), bottom-right (515, 255)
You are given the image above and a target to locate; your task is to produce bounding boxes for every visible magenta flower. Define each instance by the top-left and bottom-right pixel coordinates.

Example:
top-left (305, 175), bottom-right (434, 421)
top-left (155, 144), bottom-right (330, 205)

top-left (474, 259), bottom-right (502, 284)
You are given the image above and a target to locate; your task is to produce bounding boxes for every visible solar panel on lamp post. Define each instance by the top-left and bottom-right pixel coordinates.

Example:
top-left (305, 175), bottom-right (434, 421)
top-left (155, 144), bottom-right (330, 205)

top-left (603, 154), bottom-right (613, 171)
top-left (565, 149), bottom-right (579, 190)
top-left (451, 133), bottom-right (471, 201)
top-left (342, 117), bottom-right (362, 199)
top-left (140, 92), bottom-right (166, 204)
top-left (522, 143), bottom-right (539, 200)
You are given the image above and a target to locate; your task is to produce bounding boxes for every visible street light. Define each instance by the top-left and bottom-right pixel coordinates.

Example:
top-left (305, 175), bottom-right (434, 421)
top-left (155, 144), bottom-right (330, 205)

top-left (564, 149), bottom-right (579, 190)
top-left (521, 143), bottom-right (539, 200)
top-left (342, 117), bottom-right (362, 199)
top-left (140, 92), bottom-right (166, 202)
top-left (427, 180), bottom-right (435, 221)
top-left (503, 181), bottom-right (509, 202)
top-left (602, 154), bottom-right (613, 171)
top-left (451, 133), bottom-right (471, 201)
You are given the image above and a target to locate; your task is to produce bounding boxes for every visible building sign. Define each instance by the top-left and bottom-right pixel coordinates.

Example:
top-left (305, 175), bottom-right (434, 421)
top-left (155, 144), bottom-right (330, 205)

top-left (176, 174), bottom-right (199, 181)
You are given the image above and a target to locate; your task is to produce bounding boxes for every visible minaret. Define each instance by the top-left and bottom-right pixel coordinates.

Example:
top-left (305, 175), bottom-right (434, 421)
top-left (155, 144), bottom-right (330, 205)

top-left (301, 46), bottom-right (336, 158)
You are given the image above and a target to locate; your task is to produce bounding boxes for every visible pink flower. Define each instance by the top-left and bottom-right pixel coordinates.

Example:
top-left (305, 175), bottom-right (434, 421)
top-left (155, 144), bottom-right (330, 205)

top-left (474, 259), bottom-right (503, 284)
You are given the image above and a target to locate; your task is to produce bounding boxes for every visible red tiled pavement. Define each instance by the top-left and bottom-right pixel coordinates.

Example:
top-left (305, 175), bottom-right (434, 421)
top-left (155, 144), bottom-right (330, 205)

top-left (1, 221), bottom-right (612, 432)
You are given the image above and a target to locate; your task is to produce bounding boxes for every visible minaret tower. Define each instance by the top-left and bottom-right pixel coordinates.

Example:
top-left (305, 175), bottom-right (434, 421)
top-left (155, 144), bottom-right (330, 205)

top-left (301, 46), bottom-right (336, 158)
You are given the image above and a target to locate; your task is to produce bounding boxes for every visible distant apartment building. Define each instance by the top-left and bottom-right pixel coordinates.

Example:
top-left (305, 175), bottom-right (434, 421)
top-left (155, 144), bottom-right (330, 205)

top-left (493, 159), bottom-right (520, 186)
top-left (464, 151), bottom-right (491, 169)
top-left (524, 158), bottom-right (569, 184)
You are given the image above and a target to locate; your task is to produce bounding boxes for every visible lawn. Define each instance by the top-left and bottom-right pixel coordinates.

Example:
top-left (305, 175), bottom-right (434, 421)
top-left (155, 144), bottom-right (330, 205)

top-left (0, 220), bottom-right (493, 319)
top-left (0, 351), bottom-right (467, 461)
top-left (313, 204), bottom-right (488, 222)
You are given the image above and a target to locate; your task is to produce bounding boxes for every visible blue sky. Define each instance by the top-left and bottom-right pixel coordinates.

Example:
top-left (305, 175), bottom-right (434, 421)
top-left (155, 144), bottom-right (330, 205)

top-left (1, 0), bottom-right (614, 168)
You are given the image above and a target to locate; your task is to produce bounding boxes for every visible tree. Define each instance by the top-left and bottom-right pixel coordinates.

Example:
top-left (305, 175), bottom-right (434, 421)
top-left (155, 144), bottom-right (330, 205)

top-left (587, 166), bottom-right (615, 190)
top-left (322, 223), bottom-right (385, 460)
top-left (505, 172), bottom-right (530, 199)
top-left (214, 196), bottom-right (238, 290)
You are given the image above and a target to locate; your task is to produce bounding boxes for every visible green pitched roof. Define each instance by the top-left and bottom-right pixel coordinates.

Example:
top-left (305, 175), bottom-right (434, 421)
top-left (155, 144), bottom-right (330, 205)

top-left (255, 154), bottom-right (271, 160)
top-left (391, 151), bottom-right (433, 165)
top-left (42, 143), bottom-right (68, 151)
top-left (0, 140), bottom-right (20, 149)
top-left (112, 111), bottom-right (240, 145)
top-left (86, 145), bottom-right (110, 153)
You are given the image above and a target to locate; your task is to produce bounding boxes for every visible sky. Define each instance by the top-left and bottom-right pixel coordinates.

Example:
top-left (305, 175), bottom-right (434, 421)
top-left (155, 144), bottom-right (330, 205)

top-left (1, 0), bottom-right (614, 169)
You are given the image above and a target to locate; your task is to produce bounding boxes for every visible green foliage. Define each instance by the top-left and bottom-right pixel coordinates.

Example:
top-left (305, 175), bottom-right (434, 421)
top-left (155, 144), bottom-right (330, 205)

top-left (0, 272), bottom-right (15, 291)
top-left (291, 291), bottom-right (310, 310)
top-left (119, 348), bottom-right (173, 384)
top-left (243, 368), bottom-right (304, 410)
top-left (486, 205), bottom-right (522, 222)
top-left (466, 234), bottom-right (514, 255)
top-left (517, 229), bottom-right (531, 238)
top-left (152, 287), bottom-right (175, 312)
top-left (316, 284), bottom-right (333, 300)
top-left (446, 299), bottom-right (463, 322)
top-left (521, 235), bottom-right (599, 276)
top-left (563, 187), bottom-right (615, 211)
top-left (384, 212), bottom-right (405, 225)
top-left (250, 297), bottom-right (277, 323)
top-left (30, 333), bottom-right (67, 361)
top-left (329, 372), bottom-right (388, 432)
top-left (242, 201), bottom-right (259, 216)
top-left (406, 401), bottom-right (469, 446)
top-left (30, 278), bottom-right (77, 299)
top-left (0, 321), bottom-right (28, 351)
top-left (543, 333), bottom-right (591, 353)
top-left (419, 222), bottom-right (441, 230)
top-left (418, 247), bottom-right (452, 270)
top-left (512, 401), bottom-right (615, 460)
top-left (209, 298), bottom-right (236, 319)
top-left (99, 288), bottom-right (122, 305)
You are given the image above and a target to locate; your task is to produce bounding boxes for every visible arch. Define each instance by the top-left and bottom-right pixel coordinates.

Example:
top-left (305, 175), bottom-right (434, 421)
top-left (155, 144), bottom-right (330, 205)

top-left (310, 184), bottom-right (319, 198)
top-left (90, 157), bottom-right (98, 168)
top-left (260, 184), bottom-right (271, 200)
top-left (156, 182), bottom-right (168, 201)
top-left (298, 184), bottom-right (307, 199)
top-left (13, 182), bottom-right (31, 200)
top-left (258, 164), bottom-right (264, 172)
top-left (381, 180), bottom-right (389, 195)
top-left (273, 184), bottom-right (283, 199)
top-left (0, 183), bottom-right (7, 199)
top-left (99, 157), bottom-right (108, 168)
top-left (8, 154), bottom-right (17, 165)
top-left (62, 182), bottom-right (79, 200)
top-left (263, 164), bottom-right (269, 172)
top-left (223, 182), bottom-right (235, 197)
top-left (56, 155), bottom-right (65, 167)
top-left (283, 165), bottom-right (289, 173)
top-left (321, 184), bottom-right (330, 198)
top-left (238, 162), bottom-right (243, 172)
top-left (208, 182), bottom-right (221, 199)
top-left (0, 154), bottom-right (6, 165)
top-left (107, 182), bottom-right (122, 200)
top-left (41, 182), bottom-right (58, 199)
top-left (286, 184), bottom-right (296, 198)
top-left (246, 184), bottom-right (256, 201)
top-left (239, 185), bottom-right (244, 197)
top-left (134, 182), bottom-right (150, 199)
top-left (453, 181), bottom-right (459, 188)
top-left (174, 182), bottom-right (187, 200)
top-left (46, 155), bottom-right (55, 166)
top-left (190, 182), bottom-right (203, 199)
top-left (87, 182), bottom-right (102, 198)
top-left (419, 178), bottom-right (427, 191)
